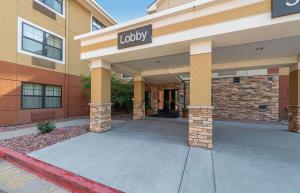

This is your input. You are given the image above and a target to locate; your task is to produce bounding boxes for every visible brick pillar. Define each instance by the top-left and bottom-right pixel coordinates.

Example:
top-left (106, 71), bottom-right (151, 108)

top-left (133, 76), bottom-right (145, 120)
top-left (189, 40), bottom-right (213, 149)
top-left (90, 103), bottom-right (111, 132)
top-left (89, 60), bottom-right (111, 132)
top-left (288, 62), bottom-right (300, 133)
top-left (133, 102), bottom-right (145, 120)
top-left (189, 106), bottom-right (213, 148)
top-left (151, 85), bottom-right (158, 115)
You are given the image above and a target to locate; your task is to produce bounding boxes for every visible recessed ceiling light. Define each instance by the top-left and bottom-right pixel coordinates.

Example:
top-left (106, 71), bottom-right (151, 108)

top-left (255, 47), bottom-right (265, 51)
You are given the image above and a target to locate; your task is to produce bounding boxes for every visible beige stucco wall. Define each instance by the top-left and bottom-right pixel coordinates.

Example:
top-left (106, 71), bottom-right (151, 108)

top-left (0, 0), bottom-right (18, 64)
top-left (190, 53), bottom-right (212, 106)
top-left (134, 81), bottom-right (145, 103)
top-left (0, 0), bottom-right (112, 76)
top-left (91, 68), bottom-right (111, 103)
top-left (67, 0), bottom-right (91, 76)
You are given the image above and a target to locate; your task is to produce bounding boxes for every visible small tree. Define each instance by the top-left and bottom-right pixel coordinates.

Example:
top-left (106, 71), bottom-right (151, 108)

top-left (80, 75), bottom-right (91, 98)
top-left (111, 75), bottom-right (133, 112)
top-left (80, 75), bottom-right (133, 112)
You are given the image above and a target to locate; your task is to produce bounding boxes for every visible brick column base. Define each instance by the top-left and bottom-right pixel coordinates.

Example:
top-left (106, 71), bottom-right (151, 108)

top-left (89, 103), bottom-right (111, 132)
top-left (288, 105), bottom-right (300, 132)
top-left (133, 102), bottom-right (145, 120)
top-left (189, 106), bottom-right (213, 149)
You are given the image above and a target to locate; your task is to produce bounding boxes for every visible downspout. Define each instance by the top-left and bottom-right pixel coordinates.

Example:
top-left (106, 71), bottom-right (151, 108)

top-left (64, 0), bottom-right (69, 118)
top-left (183, 81), bottom-right (186, 108)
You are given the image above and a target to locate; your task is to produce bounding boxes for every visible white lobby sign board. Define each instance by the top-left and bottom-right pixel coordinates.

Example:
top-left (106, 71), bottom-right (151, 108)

top-left (272, 0), bottom-right (300, 18)
top-left (118, 25), bottom-right (152, 49)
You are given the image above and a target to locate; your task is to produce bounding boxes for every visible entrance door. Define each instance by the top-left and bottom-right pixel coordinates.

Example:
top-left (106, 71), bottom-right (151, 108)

top-left (163, 89), bottom-right (177, 113)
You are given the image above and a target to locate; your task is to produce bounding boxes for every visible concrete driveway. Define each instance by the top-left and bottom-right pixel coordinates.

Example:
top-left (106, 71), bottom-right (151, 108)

top-left (29, 118), bottom-right (300, 193)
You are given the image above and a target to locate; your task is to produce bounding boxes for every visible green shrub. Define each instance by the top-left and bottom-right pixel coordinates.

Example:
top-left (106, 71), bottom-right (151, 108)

top-left (37, 121), bottom-right (56, 134)
top-left (182, 107), bottom-right (189, 113)
top-left (80, 74), bottom-right (133, 113)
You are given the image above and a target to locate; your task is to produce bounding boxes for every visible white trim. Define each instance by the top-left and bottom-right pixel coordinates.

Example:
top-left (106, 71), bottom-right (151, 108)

top-left (75, 0), bottom-right (214, 40)
top-left (80, 11), bottom-right (300, 60)
top-left (90, 59), bottom-right (111, 70)
top-left (147, 0), bottom-right (159, 13)
top-left (90, 14), bottom-right (93, 32)
top-left (80, 0), bottom-right (262, 47)
top-left (33, 0), bottom-right (65, 18)
top-left (17, 17), bottom-right (65, 64)
top-left (141, 67), bottom-right (190, 77)
top-left (190, 40), bottom-right (212, 55)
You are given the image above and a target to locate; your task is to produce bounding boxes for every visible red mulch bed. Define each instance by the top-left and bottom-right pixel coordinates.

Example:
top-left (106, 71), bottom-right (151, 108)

top-left (0, 126), bottom-right (89, 154)
top-left (0, 116), bottom-right (88, 133)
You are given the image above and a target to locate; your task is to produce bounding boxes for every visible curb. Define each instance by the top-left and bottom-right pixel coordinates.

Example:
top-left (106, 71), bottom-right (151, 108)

top-left (0, 147), bottom-right (123, 193)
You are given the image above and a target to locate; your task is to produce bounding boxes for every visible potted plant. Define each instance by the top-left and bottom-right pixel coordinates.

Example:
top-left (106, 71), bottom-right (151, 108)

top-left (182, 107), bottom-right (189, 118)
top-left (145, 104), bottom-right (152, 116)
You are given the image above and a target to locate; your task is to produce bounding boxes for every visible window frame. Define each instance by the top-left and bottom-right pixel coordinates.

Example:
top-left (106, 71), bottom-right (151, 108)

top-left (34, 0), bottom-right (65, 18)
top-left (91, 16), bottom-right (106, 32)
top-left (18, 17), bottom-right (65, 64)
top-left (21, 82), bottom-right (63, 110)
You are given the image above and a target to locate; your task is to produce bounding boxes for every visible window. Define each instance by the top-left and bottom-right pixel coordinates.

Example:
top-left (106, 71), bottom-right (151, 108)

top-left (20, 20), bottom-right (63, 62)
top-left (38, 0), bottom-right (63, 14)
top-left (92, 17), bottom-right (106, 31)
top-left (22, 83), bottom-right (62, 109)
top-left (122, 74), bottom-right (133, 79)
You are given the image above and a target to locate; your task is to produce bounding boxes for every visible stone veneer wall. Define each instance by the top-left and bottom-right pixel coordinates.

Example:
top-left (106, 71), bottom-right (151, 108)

top-left (90, 103), bottom-right (111, 132)
top-left (133, 102), bottom-right (145, 120)
top-left (212, 75), bottom-right (279, 121)
top-left (189, 106), bottom-right (213, 148)
top-left (288, 106), bottom-right (300, 132)
top-left (150, 85), bottom-right (159, 114)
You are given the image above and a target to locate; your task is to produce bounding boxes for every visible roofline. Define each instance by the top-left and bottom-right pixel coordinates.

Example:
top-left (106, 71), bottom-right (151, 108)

top-left (89, 0), bottom-right (118, 24)
top-left (147, 0), bottom-right (158, 9)
top-left (146, 0), bottom-right (161, 13)
top-left (75, 0), bottom-right (213, 41)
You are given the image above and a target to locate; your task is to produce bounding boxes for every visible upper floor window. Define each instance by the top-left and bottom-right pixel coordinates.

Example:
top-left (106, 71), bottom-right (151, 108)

top-left (18, 17), bottom-right (65, 64)
top-left (38, 0), bottom-right (64, 15)
top-left (92, 17), bottom-right (106, 31)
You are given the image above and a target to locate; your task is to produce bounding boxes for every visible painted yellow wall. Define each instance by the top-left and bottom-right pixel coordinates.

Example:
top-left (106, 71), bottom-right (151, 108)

top-left (190, 53), bottom-right (212, 106)
top-left (0, 0), bottom-right (113, 76)
top-left (0, 0), bottom-right (18, 64)
top-left (91, 68), bottom-right (111, 103)
top-left (279, 67), bottom-right (290, 76)
top-left (134, 81), bottom-right (145, 103)
top-left (289, 70), bottom-right (300, 106)
top-left (67, 0), bottom-right (91, 76)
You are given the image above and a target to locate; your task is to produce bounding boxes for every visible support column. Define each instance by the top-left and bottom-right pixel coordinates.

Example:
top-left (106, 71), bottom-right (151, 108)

top-left (133, 76), bottom-right (145, 120)
top-left (288, 59), bottom-right (300, 133)
top-left (89, 59), bottom-right (111, 132)
top-left (189, 40), bottom-right (213, 149)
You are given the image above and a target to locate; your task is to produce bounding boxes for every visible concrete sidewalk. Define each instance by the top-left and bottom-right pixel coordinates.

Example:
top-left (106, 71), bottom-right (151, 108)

top-left (0, 119), bottom-right (89, 141)
top-left (29, 118), bottom-right (300, 193)
top-left (0, 160), bottom-right (68, 193)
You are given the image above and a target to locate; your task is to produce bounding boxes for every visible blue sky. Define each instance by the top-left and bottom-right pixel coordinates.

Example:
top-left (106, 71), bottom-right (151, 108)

top-left (96, 0), bottom-right (154, 23)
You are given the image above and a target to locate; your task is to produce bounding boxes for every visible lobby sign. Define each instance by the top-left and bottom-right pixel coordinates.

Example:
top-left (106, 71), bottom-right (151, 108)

top-left (272, 0), bottom-right (300, 18)
top-left (118, 24), bottom-right (152, 49)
